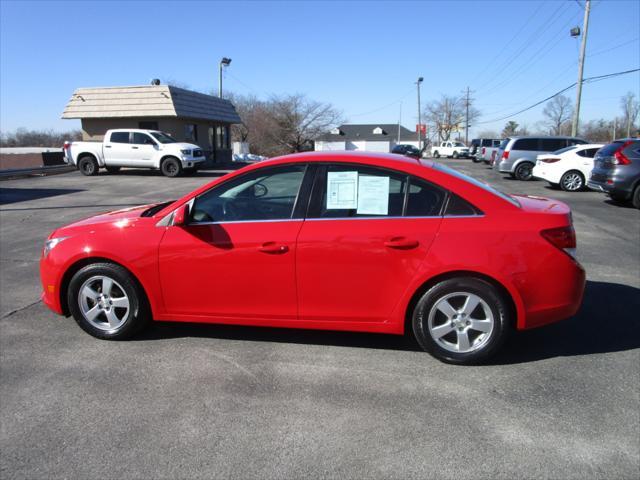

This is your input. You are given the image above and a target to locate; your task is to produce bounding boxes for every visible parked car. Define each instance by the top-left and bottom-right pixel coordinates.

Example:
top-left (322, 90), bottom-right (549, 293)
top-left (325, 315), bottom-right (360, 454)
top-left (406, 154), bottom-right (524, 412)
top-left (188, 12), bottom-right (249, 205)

top-left (431, 141), bottom-right (470, 159)
top-left (469, 139), bottom-right (481, 160)
top-left (494, 136), bottom-right (588, 180)
top-left (477, 139), bottom-right (503, 164)
top-left (391, 144), bottom-right (422, 159)
top-left (587, 139), bottom-right (640, 208)
top-left (40, 151), bottom-right (585, 365)
top-left (63, 129), bottom-right (205, 177)
top-left (532, 143), bottom-right (604, 191)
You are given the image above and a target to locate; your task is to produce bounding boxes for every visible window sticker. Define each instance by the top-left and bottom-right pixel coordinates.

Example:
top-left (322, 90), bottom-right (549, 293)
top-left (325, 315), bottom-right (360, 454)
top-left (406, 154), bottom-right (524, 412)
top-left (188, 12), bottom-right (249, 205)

top-left (357, 175), bottom-right (389, 215)
top-left (327, 171), bottom-right (358, 209)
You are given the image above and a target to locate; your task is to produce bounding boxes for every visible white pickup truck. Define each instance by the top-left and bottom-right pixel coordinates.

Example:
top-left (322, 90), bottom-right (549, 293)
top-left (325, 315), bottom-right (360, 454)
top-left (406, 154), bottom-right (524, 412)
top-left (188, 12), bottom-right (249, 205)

top-left (63, 129), bottom-right (206, 177)
top-left (430, 141), bottom-right (470, 159)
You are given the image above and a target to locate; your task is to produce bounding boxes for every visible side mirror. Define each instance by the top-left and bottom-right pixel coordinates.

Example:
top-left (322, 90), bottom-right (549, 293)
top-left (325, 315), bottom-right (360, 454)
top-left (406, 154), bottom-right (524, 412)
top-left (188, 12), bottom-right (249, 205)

top-left (173, 204), bottom-right (189, 226)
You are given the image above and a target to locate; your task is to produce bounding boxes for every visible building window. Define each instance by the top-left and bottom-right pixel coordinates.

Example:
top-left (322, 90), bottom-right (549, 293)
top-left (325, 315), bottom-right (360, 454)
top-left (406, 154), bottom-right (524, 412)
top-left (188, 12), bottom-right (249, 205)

top-left (185, 124), bottom-right (198, 142)
top-left (215, 125), bottom-right (230, 149)
top-left (139, 121), bottom-right (158, 130)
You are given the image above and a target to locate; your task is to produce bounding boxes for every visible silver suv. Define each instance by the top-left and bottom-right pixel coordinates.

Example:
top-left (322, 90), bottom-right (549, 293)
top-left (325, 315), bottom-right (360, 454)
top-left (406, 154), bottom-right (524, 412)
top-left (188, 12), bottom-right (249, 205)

top-left (495, 136), bottom-right (588, 180)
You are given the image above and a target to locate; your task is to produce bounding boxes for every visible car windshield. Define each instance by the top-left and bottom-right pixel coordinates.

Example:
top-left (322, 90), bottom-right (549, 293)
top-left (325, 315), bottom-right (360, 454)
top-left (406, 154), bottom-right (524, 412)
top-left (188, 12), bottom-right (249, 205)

top-left (150, 131), bottom-right (178, 144)
top-left (552, 146), bottom-right (578, 155)
top-left (432, 163), bottom-right (520, 208)
top-left (454, 142), bottom-right (466, 147)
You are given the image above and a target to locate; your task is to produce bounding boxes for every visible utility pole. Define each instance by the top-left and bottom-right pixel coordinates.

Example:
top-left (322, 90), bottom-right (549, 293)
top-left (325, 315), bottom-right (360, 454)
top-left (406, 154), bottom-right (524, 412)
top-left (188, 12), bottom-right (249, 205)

top-left (416, 77), bottom-right (424, 151)
top-left (218, 57), bottom-right (232, 98)
top-left (464, 86), bottom-right (471, 144)
top-left (571, 0), bottom-right (591, 137)
top-left (613, 117), bottom-right (617, 141)
top-left (626, 95), bottom-right (633, 137)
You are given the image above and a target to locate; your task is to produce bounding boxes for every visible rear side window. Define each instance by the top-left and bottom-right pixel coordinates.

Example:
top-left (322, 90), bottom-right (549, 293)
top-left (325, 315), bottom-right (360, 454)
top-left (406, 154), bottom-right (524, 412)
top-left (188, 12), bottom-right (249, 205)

top-left (512, 138), bottom-right (538, 151)
top-left (445, 193), bottom-right (482, 216)
top-left (577, 148), bottom-right (599, 158)
top-left (405, 178), bottom-right (446, 217)
top-left (110, 132), bottom-right (130, 143)
top-left (568, 138), bottom-right (588, 146)
top-left (493, 140), bottom-right (502, 147)
top-left (540, 138), bottom-right (566, 151)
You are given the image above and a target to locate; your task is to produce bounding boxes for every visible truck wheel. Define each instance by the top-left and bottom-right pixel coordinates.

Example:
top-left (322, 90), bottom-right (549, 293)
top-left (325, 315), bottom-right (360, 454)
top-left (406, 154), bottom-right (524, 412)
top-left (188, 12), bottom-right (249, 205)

top-left (452, 151), bottom-right (459, 159)
top-left (78, 156), bottom-right (99, 176)
top-left (105, 166), bottom-right (121, 174)
top-left (433, 151), bottom-right (440, 159)
top-left (161, 157), bottom-right (182, 177)
top-left (514, 162), bottom-right (534, 181)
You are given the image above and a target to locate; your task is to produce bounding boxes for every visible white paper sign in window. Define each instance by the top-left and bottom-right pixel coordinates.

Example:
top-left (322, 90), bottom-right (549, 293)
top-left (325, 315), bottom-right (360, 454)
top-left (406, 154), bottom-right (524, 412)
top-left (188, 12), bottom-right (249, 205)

top-left (327, 171), bottom-right (358, 209)
top-left (357, 175), bottom-right (389, 215)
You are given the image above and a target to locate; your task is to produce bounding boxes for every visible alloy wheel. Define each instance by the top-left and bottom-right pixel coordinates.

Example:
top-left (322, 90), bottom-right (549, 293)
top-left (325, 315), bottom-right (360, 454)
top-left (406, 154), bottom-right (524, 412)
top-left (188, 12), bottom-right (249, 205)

top-left (78, 275), bottom-right (130, 331)
top-left (427, 292), bottom-right (495, 353)
top-left (562, 172), bottom-right (583, 191)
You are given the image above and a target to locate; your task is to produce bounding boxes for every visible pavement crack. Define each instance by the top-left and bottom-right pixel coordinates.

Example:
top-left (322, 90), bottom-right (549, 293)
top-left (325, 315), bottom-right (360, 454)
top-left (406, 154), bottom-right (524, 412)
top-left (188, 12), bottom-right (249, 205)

top-left (1, 299), bottom-right (42, 319)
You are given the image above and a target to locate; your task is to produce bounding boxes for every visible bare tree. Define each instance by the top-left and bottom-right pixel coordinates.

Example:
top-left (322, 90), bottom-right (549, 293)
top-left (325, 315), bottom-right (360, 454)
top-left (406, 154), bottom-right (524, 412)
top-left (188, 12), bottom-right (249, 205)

top-left (542, 95), bottom-right (573, 135)
top-left (265, 94), bottom-right (344, 154)
top-left (423, 95), bottom-right (479, 142)
top-left (477, 129), bottom-right (499, 138)
top-left (620, 92), bottom-right (640, 137)
top-left (0, 128), bottom-right (82, 147)
top-left (581, 119), bottom-right (616, 142)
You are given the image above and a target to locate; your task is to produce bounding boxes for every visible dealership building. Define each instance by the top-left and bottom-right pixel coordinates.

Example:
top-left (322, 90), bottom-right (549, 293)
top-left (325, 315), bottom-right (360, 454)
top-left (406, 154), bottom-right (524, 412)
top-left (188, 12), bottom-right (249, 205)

top-left (62, 84), bottom-right (241, 164)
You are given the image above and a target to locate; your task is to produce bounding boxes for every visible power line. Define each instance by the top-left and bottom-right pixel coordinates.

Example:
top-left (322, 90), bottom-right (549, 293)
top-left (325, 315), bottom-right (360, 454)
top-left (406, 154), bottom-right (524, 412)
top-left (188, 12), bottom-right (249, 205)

top-left (475, 68), bottom-right (640, 125)
top-left (348, 86), bottom-right (415, 118)
top-left (587, 37), bottom-right (639, 58)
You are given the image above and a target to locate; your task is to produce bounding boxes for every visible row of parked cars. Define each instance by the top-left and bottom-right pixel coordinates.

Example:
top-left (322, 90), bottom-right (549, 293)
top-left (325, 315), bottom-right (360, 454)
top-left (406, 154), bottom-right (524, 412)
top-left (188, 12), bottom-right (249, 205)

top-left (467, 135), bottom-right (640, 208)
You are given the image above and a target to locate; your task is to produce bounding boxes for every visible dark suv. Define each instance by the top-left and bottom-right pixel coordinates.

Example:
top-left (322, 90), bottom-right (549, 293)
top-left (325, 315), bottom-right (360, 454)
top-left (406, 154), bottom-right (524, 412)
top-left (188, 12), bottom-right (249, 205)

top-left (588, 138), bottom-right (640, 208)
top-left (391, 144), bottom-right (422, 159)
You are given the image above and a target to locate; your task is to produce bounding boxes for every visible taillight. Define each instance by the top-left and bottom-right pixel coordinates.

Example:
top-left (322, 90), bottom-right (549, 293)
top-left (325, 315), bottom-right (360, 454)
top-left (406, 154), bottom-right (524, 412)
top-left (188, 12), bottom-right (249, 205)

top-left (63, 141), bottom-right (71, 151)
top-left (542, 157), bottom-right (561, 163)
top-left (482, 147), bottom-right (486, 155)
top-left (541, 226), bottom-right (576, 258)
top-left (502, 150), bottom-right (509, 160)
top-left (612, 140), bottom-right (633, 165)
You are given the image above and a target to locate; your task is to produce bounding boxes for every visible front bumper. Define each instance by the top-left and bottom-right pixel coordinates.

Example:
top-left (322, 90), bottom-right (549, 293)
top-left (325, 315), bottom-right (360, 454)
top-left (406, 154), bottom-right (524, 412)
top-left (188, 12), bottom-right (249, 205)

top-left (180, 156), bottom-right (206, 168)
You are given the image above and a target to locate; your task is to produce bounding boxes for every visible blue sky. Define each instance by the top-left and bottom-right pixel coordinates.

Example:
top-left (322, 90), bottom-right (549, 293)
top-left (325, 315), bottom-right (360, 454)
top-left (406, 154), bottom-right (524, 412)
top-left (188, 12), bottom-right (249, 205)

top-left (1, 0), bottom-right (638, 136)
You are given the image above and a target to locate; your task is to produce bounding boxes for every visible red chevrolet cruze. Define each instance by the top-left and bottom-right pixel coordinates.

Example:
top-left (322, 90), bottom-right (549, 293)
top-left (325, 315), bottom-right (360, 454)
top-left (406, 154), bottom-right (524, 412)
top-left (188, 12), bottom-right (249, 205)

top-left (40, 152), bottom-right (585, 364)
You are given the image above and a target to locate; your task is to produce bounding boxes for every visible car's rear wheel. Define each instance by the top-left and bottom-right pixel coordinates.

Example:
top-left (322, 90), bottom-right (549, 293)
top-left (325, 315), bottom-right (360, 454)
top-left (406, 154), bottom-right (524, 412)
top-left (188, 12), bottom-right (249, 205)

top-left (632, 185), bottom-right (640, 209)
top-left (433, 151), bottom-right (440, 159)
top-left (161, 157), bottom-right (182, 177)
top-left (105, 166), bottom-right (121, 174)
top-left (560, 170), bottom-right (584, 192)
top-left (514, 162), bottom-right (534, 181)
top-left (78, 155), bottom-right (99, 176)
top-left (412, 277), bottom-right (511, 364)
top-left (67, 263), bottom-right (150, 340)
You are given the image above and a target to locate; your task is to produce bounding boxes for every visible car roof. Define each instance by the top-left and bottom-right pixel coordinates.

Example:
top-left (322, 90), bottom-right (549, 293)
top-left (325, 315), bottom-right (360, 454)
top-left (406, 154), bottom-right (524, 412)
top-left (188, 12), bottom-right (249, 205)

top-left (507, 135), bottom-right (585, 140)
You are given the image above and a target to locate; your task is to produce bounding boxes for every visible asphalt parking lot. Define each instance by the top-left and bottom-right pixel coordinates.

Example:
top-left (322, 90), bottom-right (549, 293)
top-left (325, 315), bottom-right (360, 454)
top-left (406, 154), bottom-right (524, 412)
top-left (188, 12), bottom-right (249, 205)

top-left (1, 160), bottom-right (639, 479)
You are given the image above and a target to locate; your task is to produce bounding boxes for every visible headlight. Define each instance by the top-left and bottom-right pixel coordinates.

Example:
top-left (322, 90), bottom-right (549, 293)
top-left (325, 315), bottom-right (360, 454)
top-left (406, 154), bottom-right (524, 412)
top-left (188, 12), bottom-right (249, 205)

top-left (180, 149), bottom-right (192, 155)
top-left (43, 237), bottom-right (70, 257)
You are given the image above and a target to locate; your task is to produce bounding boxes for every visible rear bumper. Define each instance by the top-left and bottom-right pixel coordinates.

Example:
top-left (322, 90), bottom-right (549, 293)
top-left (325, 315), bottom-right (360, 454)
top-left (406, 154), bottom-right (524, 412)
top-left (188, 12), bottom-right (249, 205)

top-left (587, 169), bottom-right (634, 198)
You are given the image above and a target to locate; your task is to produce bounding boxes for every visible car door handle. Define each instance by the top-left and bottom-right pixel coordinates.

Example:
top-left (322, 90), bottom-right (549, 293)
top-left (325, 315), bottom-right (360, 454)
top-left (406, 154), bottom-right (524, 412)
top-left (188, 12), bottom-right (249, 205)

top-left (105, 145), bottom-right (111, 148)
top-left (258, 242), bottom-right (289, 254)
top-left (131, 146), bottom-right (139, 149)
top-left (384, 237), bottom-right (419, 249)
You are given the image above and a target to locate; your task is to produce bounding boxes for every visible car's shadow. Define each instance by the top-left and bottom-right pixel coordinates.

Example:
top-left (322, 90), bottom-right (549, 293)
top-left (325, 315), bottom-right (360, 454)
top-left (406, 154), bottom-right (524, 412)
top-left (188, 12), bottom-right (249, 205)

top-left (139, 280), bottom-right (640, 364)
top-left (0, 187), bottom-right (84, 205)
top-left (94, 163), bottom-right (252, 178)
top-left (604, 199), bottom-right (636, 209)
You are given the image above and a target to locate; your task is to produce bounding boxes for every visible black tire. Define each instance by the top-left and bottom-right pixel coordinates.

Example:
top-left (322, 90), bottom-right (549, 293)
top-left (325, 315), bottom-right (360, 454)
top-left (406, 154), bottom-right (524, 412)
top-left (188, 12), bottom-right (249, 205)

top-left (78, 155), bottom-right (99, 176)
top-left (514, 162), bottom-right (534, 181)
top-left (411, 277), bottom-right (511, 365)
top-left (632, 185), bottom-right (640, 209)
top-left (161, 157), bottom-right (182, 177)
top-left (452, 151), bottom-right (459, 159)
top-left (433, 151), bottom-right (440, 159)
top-left (105, 166), bottom-right (121, 174)
top-left (67, 262), bottom-right (150, 340)
top-left (560, 170), bottom-right (585, 192)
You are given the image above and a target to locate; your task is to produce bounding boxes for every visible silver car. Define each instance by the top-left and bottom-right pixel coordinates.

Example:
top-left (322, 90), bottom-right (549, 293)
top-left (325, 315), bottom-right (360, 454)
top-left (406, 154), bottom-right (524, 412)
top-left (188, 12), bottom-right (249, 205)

top-left (494, 136), bottom-right (588, 180)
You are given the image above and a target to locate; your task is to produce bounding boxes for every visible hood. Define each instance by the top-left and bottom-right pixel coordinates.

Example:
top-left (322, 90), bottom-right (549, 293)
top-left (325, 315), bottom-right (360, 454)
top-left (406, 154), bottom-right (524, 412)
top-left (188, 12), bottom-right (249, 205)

top-left (56, 203), bottom-right (157, 233)
top-left (169, 142), bottom-right (201, 150)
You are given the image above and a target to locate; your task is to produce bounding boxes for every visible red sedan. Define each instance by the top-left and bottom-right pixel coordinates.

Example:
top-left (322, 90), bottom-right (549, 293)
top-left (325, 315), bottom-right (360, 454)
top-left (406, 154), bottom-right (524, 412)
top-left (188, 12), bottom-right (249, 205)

top-left (40, 152), bottom-right (585, 364)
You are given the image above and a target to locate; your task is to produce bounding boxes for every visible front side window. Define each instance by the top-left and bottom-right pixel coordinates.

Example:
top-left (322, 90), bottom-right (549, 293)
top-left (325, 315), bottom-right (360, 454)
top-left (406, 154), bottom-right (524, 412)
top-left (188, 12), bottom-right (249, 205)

top-left (150, 131), bottom-right (178, 144)
top-left (131, 132), bottom-right (156, 145)
top-left (109, 132), bottom-right (130, 143)
top-left (190, 165), bottom-right (306, 223)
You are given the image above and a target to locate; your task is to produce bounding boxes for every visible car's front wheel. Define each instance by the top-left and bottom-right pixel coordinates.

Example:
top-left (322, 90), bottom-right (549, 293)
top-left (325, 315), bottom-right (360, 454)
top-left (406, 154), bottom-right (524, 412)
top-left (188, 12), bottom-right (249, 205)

top-left (433, 151), bottom-right (440, 159)
top-left (67, 262), bottom-right (150, 340)
top-left (560, 170), bottom-right (585, 191)
top-left (161, 157), bottom-right (182, 177)
top-left (412, 277), bottom-right (511, 364)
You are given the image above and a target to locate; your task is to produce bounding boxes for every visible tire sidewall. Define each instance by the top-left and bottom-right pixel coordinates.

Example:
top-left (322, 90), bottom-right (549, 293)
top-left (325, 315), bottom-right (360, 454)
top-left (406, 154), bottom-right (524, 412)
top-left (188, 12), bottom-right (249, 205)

top-left (412, 278), bottom-right (510, 364)
top-left (78, 156), bottom-right (98, 176)
top-left (67, 263), bottom-right (146, 340)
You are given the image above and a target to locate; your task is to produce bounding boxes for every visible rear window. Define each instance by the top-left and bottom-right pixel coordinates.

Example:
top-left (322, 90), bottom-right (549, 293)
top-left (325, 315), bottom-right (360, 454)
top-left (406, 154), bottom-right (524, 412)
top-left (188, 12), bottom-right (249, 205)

top-left (110, 132), bottom-right (129, 143)
top-left (512, 138), bottom-right (538, 151)
top-left (597, 141), bottom-right (625, 156)
top-left (432, 163), bottom-right (520, 208)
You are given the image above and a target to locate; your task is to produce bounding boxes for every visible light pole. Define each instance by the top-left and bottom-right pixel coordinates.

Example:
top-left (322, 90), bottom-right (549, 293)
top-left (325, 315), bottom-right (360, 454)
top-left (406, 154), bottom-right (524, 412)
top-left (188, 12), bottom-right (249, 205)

top-left (218, 57), bottom-right (232, 98)
top-left (416, 77), bottom-right (424, 151)
top-left (571, 0), bottom-right (591, 137)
